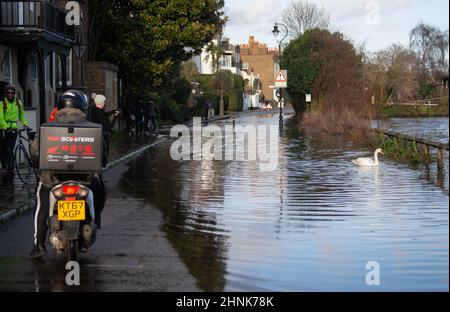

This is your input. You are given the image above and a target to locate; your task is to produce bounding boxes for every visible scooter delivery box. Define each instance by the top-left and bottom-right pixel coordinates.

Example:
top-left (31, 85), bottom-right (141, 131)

top-left (39, 121), bottom-right (102, 171)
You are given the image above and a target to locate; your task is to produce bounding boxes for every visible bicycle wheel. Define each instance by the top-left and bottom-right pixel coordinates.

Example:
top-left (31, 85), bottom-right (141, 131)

top-left (14, 144), bottom-right (37, 185)
top-left (149, 120), bottom-right (158, 136)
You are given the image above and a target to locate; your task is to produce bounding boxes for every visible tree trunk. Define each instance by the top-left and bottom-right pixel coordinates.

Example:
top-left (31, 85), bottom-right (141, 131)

top-left (220, 91), bottom-right (224, 116)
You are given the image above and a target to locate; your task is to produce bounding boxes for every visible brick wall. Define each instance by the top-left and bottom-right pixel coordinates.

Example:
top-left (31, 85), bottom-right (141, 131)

top-left (241, 54), bottom-right (276, 100)
top-left (84, 61), bottom-right (119, 111)
top-left (240, 36), bottom-right (278, 100)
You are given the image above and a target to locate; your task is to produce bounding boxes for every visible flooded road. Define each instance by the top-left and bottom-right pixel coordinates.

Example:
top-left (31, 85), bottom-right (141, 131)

top-left (119, 112), bottom-right (449, 291)
top-left (0, 112), bottom-right (447, 292)
top-left (374, 117), bottom-right (449, 143)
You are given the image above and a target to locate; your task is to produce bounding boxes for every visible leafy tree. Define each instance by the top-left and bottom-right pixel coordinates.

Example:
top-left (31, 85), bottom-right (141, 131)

top-left (282, 30), bottom-right (320, 115)
top-left (213, 70), bottom-right (234, 115)
top-left (283, 29), bottom-right (364, 118)
top-left (94, 0), bottom-right (225, 100)
top-left (204, 42), bottom-right (224, 73)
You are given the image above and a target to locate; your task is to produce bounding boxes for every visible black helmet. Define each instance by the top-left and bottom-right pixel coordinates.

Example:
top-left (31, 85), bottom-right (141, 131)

top-left (4, 83), bottom-right (16, 94)
top-left (57, 90), bottom-right (89, 113)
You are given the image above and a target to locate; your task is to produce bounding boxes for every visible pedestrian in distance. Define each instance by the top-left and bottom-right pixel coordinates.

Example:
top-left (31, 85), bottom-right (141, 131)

top-left (204, 99), bottom-right (210, 121)
top-left (144, 99), bottom-right (160, 136)
top-left (91, 94), bottom-right (120, 168)
top-left (135, 98), bottom-right (146, 136)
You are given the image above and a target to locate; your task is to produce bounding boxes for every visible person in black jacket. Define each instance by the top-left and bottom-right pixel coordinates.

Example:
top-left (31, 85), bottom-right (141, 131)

top-left (91, 94), bottom-right (120, 168)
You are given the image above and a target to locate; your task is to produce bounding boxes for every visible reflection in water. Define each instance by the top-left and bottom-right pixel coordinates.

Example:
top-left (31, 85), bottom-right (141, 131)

top-left (120, 113), bottom-right (449, 291)
top-left (120, 146), bottom-right (227, 291)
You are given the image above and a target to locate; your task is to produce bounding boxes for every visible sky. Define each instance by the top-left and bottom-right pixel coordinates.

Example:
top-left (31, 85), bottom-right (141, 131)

top-left (223, 0), bottom-right (450, 52)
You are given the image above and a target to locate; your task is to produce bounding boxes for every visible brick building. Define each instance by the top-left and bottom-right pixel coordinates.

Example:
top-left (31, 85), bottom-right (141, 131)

top-left (54, 0), bottom-right (119, 112)
top-left (240, 36), bottom-right (278, 101)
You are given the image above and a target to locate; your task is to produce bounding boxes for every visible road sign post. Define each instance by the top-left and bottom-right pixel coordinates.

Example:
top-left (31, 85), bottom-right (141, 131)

top-left (274, 70), bottom-right (287, 126)
top-left (274, 70), bottom-right (288, 89)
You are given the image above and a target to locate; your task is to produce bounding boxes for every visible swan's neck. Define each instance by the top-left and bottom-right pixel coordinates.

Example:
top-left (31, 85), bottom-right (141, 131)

top-left (374, 152), bottom-right (379, 166)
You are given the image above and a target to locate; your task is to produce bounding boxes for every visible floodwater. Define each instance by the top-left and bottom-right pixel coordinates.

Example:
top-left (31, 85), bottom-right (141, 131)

top-left (120, 112), bottom-right (449, 291)
top-left (374, 117), bottom-right (449, 190)
top-left (373, 117), bottom-right (449, 144)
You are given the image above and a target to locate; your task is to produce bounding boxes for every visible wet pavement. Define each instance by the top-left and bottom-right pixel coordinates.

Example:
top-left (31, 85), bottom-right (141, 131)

top-left (0, 159), bottom-right (199, 292)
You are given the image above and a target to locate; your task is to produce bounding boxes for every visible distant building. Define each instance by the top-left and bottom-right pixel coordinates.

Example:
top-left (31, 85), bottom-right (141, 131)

top-left (240, 36), bottom-right (278, 101)
top-left (192, 34), bottom-right (242, 75)
top-left (220, 37), bottom-right (241, 75)
top-left (241, 69), bottom-right (262, 109)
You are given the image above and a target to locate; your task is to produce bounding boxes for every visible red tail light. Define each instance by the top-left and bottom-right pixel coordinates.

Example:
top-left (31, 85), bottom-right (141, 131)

top-left (62, 185), bottom-right (80, 195)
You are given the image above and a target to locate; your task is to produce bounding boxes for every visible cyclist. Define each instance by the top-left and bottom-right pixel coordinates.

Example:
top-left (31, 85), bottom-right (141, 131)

top-left (144, 99), bottom-right (159, 136)
top-left (0, 84), bottom-right (28, 181)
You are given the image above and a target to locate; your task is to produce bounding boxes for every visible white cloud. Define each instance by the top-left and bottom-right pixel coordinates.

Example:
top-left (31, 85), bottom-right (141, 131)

top-left (224, 0), bottom-right (449, 51)
top-left (224, 0), bottom-right (287, 45)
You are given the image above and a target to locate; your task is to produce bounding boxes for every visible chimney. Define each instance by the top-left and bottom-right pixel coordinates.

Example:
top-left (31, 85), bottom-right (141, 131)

top-left (249, 36), bottom-right (255, 47)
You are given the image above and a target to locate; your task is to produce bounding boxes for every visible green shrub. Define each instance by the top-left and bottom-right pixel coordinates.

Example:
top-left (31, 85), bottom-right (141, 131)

top-left (227, 89), bottom-right (243, 111)
top-left (157, 95), bottom-right (183, 123)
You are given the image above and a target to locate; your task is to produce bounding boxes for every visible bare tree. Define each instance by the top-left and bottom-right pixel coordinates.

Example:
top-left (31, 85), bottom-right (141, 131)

top-left (282, 0), bottom-right (330, 38)
top-left (363, 44), bottom-right (420, 104)
top-left (410, 22), bottom-right (449, 73)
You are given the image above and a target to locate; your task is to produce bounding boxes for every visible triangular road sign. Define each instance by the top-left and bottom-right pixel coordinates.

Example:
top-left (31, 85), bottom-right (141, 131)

top-left (275, 70), bottom-right (287, 83)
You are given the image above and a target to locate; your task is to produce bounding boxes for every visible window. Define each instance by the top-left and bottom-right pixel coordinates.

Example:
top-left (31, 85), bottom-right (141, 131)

top-left (1, 49), bottom-right (12, 82)
top-left (31, 55), bottom-right (37, 80)
top-left (46, 52), bottom-right (55, 89)
top-left (67, 50), bottom-right (72, 86)
top-left (50, 52), bottom-right (55, 89)
top-left (57, 50), bottom-right (73, 87)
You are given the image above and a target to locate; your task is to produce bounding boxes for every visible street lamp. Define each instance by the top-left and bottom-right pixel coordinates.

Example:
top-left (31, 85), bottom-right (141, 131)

top-left (272, 22), bottom-right (288, 125)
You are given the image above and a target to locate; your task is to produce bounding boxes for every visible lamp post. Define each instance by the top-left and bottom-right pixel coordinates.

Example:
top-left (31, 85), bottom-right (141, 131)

top-left (272, 22), bottom-right (288, 125)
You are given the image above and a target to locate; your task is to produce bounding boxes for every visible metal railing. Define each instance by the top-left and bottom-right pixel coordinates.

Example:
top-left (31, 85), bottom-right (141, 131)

top-left (0, 1), bottom-right (74, 40)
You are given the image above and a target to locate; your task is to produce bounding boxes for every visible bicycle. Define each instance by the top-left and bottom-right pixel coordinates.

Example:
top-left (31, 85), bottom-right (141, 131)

top-left (14, 127), bottom-right (38, 185)
top-left (148, 118), bottom-right (158, 136)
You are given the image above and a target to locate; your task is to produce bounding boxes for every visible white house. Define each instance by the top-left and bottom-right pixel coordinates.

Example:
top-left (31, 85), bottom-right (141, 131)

top-left (192, 35), bottom-right (242, 75)
top-left (241, 70), bottom-right (262, 109)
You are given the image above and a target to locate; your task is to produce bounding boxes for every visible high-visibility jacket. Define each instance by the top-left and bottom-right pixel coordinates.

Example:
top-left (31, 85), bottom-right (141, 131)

top-left (0, 97), bottom-right (28, 130)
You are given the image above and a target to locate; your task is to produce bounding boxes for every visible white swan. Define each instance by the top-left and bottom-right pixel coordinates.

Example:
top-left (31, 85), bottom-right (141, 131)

top-left (353, 149), bottom-right (384, 167)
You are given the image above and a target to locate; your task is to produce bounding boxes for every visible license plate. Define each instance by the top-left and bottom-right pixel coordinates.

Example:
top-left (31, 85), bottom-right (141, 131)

top-left (57, 201), bottom-right (86, 221)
